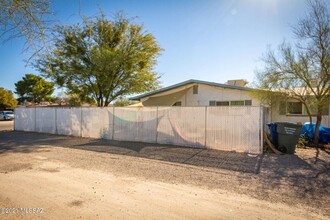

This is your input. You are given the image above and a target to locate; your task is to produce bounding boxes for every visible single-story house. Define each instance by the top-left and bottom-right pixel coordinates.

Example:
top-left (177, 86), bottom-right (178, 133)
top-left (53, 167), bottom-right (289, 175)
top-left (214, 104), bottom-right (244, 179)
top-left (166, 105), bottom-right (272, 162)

top-left (130, 79), bottom-right (260, 107)
top-left (130, 79), bottom-right (330, 127)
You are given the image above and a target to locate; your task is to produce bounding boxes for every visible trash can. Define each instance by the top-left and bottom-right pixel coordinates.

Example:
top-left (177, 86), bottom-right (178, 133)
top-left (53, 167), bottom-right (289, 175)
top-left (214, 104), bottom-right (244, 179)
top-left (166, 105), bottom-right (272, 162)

top-left (276, 122), bottom-right (302, 154)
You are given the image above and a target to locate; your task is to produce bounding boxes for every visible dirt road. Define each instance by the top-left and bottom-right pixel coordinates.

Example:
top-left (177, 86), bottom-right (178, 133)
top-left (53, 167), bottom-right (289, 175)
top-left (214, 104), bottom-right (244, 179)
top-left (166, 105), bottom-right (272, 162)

top-left (0, 131), bottom-right (329, 219)
top-left (0, 121), bottom-right (13, 131)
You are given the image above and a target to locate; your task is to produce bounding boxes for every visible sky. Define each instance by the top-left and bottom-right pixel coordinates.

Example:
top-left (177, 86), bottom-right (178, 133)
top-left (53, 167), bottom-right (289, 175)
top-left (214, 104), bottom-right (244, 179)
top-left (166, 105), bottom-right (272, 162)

top-left (0, 0), bottom-right (308, 96)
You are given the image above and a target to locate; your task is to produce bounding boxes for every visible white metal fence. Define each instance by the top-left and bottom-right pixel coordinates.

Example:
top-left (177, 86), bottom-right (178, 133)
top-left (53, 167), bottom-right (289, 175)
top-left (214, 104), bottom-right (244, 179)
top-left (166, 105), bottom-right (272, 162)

top-left (14, 106), bottom-right (264, 154)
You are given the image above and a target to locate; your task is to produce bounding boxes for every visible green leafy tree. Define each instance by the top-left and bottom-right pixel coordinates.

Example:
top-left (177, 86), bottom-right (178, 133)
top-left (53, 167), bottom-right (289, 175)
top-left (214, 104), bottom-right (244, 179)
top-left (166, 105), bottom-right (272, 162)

top-left (35, 13), bottom-right (162, 107)
top-left (0, 87), bottom-right (17, 109)
top-left (66, 93), bottom-right (96, 107)
top-left (15, 73), bottom-right (54, 103)
top-left (67, 94), bottom-right (82, 107)
top-left (255, 0), bottom-right (330, 145)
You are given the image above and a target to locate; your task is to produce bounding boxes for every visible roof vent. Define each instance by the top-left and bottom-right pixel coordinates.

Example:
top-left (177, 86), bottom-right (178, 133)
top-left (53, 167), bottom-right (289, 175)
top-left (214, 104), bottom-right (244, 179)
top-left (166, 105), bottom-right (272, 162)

top-left (226, 79), bottom-right (247, 87)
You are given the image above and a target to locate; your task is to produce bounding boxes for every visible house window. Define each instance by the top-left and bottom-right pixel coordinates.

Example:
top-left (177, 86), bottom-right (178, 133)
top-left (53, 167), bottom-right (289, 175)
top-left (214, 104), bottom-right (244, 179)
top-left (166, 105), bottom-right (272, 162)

top-left (279, 101), bottom-right (329, 115)
top-left (193, 85), bottom-right (198, 94)
top-left (209, 101), bottom-right (216, 106)
top-left (172, 101), bottom-right (182, 106)
top-left (244, 100), bottom-right (252, 106)
top-left (230, 101), bottom-right (245, 106)
top-left (279, 101), bottom-right (303, 115)
top-left (216, 101), bottom-right (229, 106)
top-left (210, 100), bottom-right (251, 106)
top-left (287, 102), bottom-right (303, 114)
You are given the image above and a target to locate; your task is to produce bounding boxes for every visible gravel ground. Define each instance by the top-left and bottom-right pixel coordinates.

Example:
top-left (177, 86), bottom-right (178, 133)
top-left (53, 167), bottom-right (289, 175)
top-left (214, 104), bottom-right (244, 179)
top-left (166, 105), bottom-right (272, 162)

top-left (0, 131), bottom-right (329, 219)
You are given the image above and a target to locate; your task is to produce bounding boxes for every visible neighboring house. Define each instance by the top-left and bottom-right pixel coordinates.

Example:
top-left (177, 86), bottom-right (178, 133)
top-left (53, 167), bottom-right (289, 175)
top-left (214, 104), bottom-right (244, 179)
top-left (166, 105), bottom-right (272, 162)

top-left (131, 79), bottom-right (330, 127)
top-left (130, 79), bottom-right (260, 107)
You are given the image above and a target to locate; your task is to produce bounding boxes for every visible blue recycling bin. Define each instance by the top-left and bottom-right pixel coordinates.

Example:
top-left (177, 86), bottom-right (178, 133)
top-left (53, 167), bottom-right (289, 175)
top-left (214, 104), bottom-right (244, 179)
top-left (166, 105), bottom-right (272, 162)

top-left (267, 123), bottom-right (278, 147)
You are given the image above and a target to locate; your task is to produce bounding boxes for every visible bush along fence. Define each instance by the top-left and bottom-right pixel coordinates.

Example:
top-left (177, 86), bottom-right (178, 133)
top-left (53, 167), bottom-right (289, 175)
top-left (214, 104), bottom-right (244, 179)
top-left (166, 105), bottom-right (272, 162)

top-left (14, 106), bottom-right (264, 154)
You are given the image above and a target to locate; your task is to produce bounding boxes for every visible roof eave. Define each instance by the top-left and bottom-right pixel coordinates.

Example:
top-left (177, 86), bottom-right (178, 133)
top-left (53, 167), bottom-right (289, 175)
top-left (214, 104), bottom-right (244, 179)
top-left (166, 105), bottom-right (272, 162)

top-left (129, 79), bottom-right (253, 100)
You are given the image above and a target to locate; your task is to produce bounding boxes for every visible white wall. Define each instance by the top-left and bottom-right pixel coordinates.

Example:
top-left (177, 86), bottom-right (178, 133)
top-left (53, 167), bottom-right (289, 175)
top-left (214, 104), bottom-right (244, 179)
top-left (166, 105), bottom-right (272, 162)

top-left (157, 107), bottom-right (206, 148)
top-left (184, 84), bottom-right (260, 107)
top-left (206, 107), bottom-right (261, 154)
top-left (113, 107), bottom-right (158, 143)
top-left (82, 107), bottom-right (113, 139)
top-left (56, 108), bottom-right (82, 136)
top-left (14, 107), bottom-right (36, 131)
top-left (14, 106), bottom-right (264, 154)
top-left (36, 108), bottom-right (56, 134)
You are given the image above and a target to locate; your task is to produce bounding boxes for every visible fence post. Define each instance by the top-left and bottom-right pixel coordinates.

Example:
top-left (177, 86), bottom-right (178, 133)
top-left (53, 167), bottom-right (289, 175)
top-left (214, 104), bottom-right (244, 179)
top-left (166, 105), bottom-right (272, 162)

top-left (156, 106), bottom-right (159, 143)
top-left (112, 106), bottom-right (115, 140)
top-left (204, 106), bottom-right (207, 147)
top-left (13, 108), bottom-right (16, 131)
top-left (34, 107), bottom-right (37, 132)
top-left (55, 108), bottom-right (57, 134)
top-left (80, 107), bottom-right (83, 137)
top-left (260, 106), bottom-right (264, 154)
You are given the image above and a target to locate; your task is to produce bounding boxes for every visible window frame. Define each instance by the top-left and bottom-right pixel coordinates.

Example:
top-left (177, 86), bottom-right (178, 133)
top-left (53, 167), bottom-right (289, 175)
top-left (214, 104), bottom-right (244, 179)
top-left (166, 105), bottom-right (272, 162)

top-left (230, 100), bottom-right (245, 106)
top-left (244, 100), bottom-right (252, 106)
top-left (216, 101), bottom-right (230, 106)
top-left (193, 85), bottom-right (198, 94)
top-left (209, 101), bottom-right (216, 106)
top-left (209, 100), bottom-right (252, 107)
top-left (286, 101), bottom-right (303, 115)
top-left (278, 101), bottom-right (330, 116)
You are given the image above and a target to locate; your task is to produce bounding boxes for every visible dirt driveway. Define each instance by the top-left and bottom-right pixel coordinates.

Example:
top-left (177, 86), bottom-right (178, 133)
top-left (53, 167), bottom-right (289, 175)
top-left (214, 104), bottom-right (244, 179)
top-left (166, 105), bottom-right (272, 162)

top-left (0, 120), bottom-right (13, 131)
top-left (0, 131), bottom-right (329, 219)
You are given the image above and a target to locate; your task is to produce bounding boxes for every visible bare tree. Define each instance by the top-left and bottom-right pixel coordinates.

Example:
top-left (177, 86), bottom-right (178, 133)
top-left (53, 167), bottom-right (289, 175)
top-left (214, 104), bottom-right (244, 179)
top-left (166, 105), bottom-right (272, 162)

top-left (255, 0), bottom-right (330, 145)
top-left (0, 0), bottom-right (53, 53)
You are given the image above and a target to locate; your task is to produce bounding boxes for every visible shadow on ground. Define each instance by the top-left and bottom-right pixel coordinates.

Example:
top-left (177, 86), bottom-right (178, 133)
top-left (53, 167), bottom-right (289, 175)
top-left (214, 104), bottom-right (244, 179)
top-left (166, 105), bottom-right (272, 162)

top-left (0, 131), bottom-right (261, 174)
top-left (1, 131), bottom-right (329, 215)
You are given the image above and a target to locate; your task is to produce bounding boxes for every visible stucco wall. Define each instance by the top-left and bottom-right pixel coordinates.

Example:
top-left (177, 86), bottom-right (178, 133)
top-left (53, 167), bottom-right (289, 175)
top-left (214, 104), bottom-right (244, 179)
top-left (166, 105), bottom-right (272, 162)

top-left (185, 84), bottom-right (260, 106)
top-left (142, 83), bottom-right (260, 107)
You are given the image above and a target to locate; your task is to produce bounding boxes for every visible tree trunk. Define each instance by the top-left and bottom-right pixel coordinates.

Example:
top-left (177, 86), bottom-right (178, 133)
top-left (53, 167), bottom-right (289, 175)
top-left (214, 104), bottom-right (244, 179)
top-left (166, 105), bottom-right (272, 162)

top-left (97, 97), bottom-right (102, 107)
top-left (302, 102), bottom-right (313, 134)
top-left (97, 95), bottom-right (104, 107)
top-left (313, 113), bottom-right (322, 146)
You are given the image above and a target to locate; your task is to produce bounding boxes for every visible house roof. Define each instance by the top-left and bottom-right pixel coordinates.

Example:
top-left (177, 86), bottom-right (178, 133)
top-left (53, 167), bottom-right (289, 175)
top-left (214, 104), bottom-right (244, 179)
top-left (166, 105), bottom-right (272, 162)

top-left (130, 79), bottom-right (253, 101)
